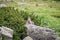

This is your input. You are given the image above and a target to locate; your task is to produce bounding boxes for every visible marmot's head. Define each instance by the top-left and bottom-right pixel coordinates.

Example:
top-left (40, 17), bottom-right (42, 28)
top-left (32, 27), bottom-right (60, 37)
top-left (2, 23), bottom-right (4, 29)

top-left (26, 16), bottom-right (34, 24)
top-left (27, 16), bottom-right (32, 24)
top-left (25, 16), bottom-right (34, 28)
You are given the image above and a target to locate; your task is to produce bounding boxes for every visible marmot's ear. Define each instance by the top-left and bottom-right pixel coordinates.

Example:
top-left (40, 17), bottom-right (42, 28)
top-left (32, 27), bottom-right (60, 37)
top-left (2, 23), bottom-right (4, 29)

top-left (27, 16), bottom-right (32, 24)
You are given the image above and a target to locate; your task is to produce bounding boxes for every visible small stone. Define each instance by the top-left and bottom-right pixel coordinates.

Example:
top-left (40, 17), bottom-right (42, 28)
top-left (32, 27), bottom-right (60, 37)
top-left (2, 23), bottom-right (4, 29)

top-left (0, 4), bottom-right (6, 7)
top-left (23, 36), bottom-right (33, 40)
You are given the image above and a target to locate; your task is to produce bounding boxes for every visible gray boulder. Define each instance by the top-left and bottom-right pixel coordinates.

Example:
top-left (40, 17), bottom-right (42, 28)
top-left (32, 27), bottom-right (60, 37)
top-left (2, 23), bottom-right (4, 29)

top-left (1, 26), bottom-right (13, 38)
top-left (25, 17), bottom-right (59, 40)
top-left (0, 26), bottom-right (13, 40)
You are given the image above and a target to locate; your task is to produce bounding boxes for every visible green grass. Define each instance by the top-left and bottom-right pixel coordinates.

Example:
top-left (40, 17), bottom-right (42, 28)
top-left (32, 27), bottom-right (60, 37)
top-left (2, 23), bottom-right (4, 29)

top-left (0, 0), bottom-right (60, 40)
top-left (0, 1), bottom-right (17, 7)
top-left (0, 7), bottom-right (27, 40)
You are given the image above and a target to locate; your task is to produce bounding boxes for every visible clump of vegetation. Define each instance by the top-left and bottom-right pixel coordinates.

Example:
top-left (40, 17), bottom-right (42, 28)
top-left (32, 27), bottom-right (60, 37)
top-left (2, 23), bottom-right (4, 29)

top-left (0, 7), bottom-right (27, 40)
top-left (0, 6), bottom-right (60, 40)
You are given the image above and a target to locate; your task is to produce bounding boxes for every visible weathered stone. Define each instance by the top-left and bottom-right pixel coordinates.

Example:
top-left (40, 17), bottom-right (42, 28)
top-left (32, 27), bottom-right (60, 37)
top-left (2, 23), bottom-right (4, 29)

top-left (0, 4), bottom-right (6, 7)
top-left (23, 36), bottom-right (33, 40)
top-left (1, 26), bottom-right (13, 38)
top-left (25, 17), bottom-right (59, 40)
top-left (0, 26), bottom-right (13, 40)
top-left (0, 0), bottom-right (12, 2)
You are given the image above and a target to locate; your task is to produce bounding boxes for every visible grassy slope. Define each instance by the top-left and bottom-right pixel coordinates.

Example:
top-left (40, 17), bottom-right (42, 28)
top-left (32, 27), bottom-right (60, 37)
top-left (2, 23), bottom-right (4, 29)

top-left (0, 0), bottom-right (60, 38)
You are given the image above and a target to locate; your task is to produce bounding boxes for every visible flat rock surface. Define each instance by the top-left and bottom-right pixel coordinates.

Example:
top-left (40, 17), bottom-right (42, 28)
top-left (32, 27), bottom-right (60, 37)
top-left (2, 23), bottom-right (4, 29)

top-left (23, 36), bottom-right (33, 40)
